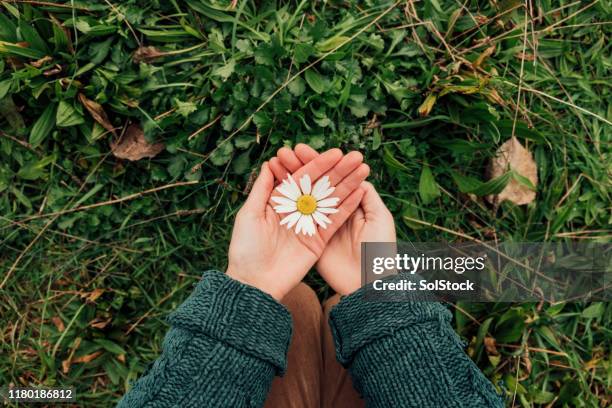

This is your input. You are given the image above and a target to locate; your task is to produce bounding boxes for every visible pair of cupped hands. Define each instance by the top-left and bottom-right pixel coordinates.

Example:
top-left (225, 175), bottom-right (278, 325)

top-left (227, 144), bottom-right (396, 301)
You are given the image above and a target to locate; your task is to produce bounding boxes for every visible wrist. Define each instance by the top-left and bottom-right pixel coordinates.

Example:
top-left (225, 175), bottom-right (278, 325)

top-left (226, 267), bottom-right (285, 301)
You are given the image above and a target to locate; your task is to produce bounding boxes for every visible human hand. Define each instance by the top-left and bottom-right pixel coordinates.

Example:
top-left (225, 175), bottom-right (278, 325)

top-left (272, 144), bottom-right (396, 295)
top-left (226, 149), bottom-right (367, 300)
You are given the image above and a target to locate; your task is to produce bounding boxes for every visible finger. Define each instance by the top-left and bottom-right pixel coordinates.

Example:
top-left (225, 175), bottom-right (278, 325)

top-left (285, 148), bottom-right (342, 187)
top-left (269, 157), bottom-right (289, 182)
top-left (277, 147), bottom-right (303, 173)
top-left (360, 181), bottom-right (391, 220)
top-left (322, 151), bottom-right (363, 186)
top-left (243, 162), bottom-right (274, 214)
top-left (353, 207), bottom-right (366, 222)
top-left (292, 146), bottom-right (363, 188)
top-left (295, 143), bottom-right (319, 164)
top-left (331, 163), bottom-right (370, 203)
top-left (319, 188), bottom-right (365, 243)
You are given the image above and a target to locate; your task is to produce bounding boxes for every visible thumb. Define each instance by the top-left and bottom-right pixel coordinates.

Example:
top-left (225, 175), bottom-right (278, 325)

top-left (360, 181), bottom-right (390, 221)
top-left (243, 162), bottom-right (274, 214)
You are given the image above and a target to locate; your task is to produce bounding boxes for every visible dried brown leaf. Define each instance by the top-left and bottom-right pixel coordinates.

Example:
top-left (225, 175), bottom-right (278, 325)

top-left (89, 316), bottom-right (111, 329)
top-left (78, 93), bottom-right (115, 135)
top-left (484, 337), bottom-right (499, 355)
top-left (51, 316), bottom-right (65, 332)
top-left (110, 125), bottom-right (165, 161)
top-left (473, 44), bottom-right (496, 68)
top-left (43, 65), bottom-right (62, 76)
top-left (487, 136), bottom-right (537, 205)
top-left (30, 55), bottom-right (52, 68)
top-left (417, 93), bottom-right (437, 117)
top-left (474, 14), bottom-right (488, 25)
top-left (485, 88), bottom-right (506, 106)
top-left (132, 46), bottom-right (165, 63)
top-left (516, 52), bottom-right (536, 61)
top-left (61, 359), bottom-right (71, 374)
top-left (61, 337), bottom-right (82, 374)
top-left (80, 288), bottom-right (105, 303)
top-left (6, 56), bottom-right (24, 69)
top-left (71, 351), bottom-right (103, 364)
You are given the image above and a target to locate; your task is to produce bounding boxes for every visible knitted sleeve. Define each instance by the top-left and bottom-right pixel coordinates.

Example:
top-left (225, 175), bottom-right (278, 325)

top-left (328, 286), bottom-right (505, 407)
top-left (117, 270), bottom-right (292, 408)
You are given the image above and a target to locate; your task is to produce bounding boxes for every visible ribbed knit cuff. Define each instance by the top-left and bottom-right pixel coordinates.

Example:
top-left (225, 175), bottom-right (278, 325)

top-left (167, 270), bottom-right (292, 375)
top-left (329, 282), bottom-right (451, 367)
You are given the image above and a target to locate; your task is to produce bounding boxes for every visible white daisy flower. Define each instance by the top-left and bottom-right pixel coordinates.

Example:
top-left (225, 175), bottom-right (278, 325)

top-left (272, 174), bottom-right (339, 236)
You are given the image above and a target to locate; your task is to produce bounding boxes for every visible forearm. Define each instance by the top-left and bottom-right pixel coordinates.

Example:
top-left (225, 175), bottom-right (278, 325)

top-left (329, 285), bottom-right (504, 407)
top-left (117, 270), bottom-right (292, 408)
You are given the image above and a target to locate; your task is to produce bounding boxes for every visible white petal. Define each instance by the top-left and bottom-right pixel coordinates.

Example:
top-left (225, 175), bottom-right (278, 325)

top-left (275, 183), bottom-right (296, 200)
top-left (312, 211), bottom-right (331, 228)
top-left (280, 211), bottom-right (301, 228)
top-left (311, 176), bottom-right (330, 199)
top-left (295, 215), bottom-right (305, 234)
top-left (271, 196), bottom-right (296, 206)
top-left (317, 207), bottom-right (339, 214)
top-left (286, 175), bottom-right (301, 198)
top-left (302, 215), bottom-right (316, 236)
top-left (317, 197), bottom-right (340, 208)
top-left (274, 205), bottom-right (297, 213)
top-left (276, 175), bottom-right (300, 200)
top-left (299, 174), bottom-right (312, 195)
top-left (313, 185), bottom-right (335, 201)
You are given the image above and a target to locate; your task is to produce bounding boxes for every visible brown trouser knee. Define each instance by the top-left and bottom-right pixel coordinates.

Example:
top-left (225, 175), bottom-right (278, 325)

top-left (264, 283), bottom-right (365, 408)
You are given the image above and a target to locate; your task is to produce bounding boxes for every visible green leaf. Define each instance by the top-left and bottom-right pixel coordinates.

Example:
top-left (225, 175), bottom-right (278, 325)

top-left (212, 59), bottom-right (236, 80)
top-left (495, 308), bottom-right (525, 343)
top-left (168, 156), bottom-right (186, 179)
top-left (174, 99), bottom-right (198, 118)
top-left (253, 111), bottom-right (272, 133)
top-left (12, 186), bottom-right (32, 209)
top-left (511, 170), bottom-right (536, 190)
top-left (372, 128), bottom-right (381, 150)
top-left (451, 171), bottom-right (512, 196)
top-left (17, 155), bottom-right (55, 180)
top-left (103, 359), bottom-right (123, 385)
top-left (304, 69), bottom-right (328, 94)
top-left (383, 146), bottom-right (409, 172)
top-left (535, 326), bottom-right (560, 348)
top-left (288, 76), bottom-right (306, 96)
top-left (0, 13), bottom-right (17, 42)
top-left (18, 20), bottom-right (49, 53)
top-left (473, 317), bottom-right (494, 360)
top-left (581, 303), bottom-right (604, 319)
top-left (0, 79), bottom-right (12, 100)
top-left (316, 35), bottom-right (350, 52)
top-left (504, 374), bottom-right (527, 395)
top-left (308, 135), bottom-right (325, 149)
top-left (210, 140), bottom-right (234, 166)
top-left (0, 40), bottom-right (45, 59)
top-left (0, 95), bottom-right (24, 134)
top-left (94, 339), bottom-right (126, 355)
top-left (294, 42), bottom-right (314, 63)
top-left (348, 102), bottom-right (369, 118)
top-left (29, 104), bottom-right (57, 147)
top-left (235, 39), bottom-right (252, 54)
top-left (418, 164), bottom-right (441, 204)
top-left (532, 390), bottom-right (555, 404)
top-left (232, 151), bottom-right (250, 174)
top-left (56, 101), bottom-right (84, 127)
top-left (52, 21), bottom-right (70, 52)
top-left (234, 134), bottom-right (255, 149)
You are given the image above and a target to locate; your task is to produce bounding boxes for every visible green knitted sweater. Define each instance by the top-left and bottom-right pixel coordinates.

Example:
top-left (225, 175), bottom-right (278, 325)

top-left (117, 271), bottom-right (504, 407)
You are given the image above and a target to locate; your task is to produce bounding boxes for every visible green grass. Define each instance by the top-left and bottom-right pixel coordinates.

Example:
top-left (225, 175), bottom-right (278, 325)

top-left (0, 0), bottom-right (610, 406)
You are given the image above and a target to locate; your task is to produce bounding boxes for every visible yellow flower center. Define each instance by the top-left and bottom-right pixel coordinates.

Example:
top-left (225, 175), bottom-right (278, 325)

top-left (296, 195), bottom-right (317, 215)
